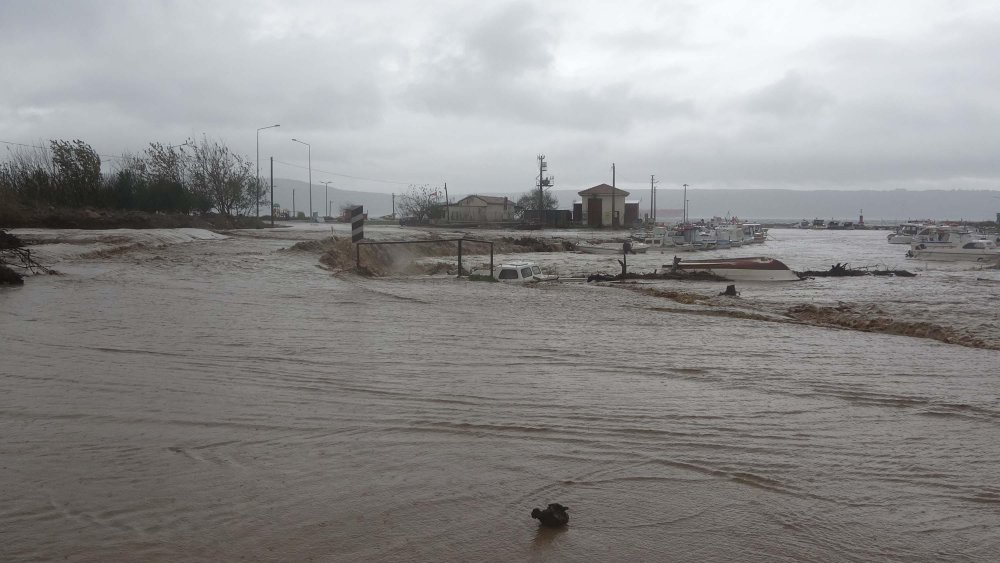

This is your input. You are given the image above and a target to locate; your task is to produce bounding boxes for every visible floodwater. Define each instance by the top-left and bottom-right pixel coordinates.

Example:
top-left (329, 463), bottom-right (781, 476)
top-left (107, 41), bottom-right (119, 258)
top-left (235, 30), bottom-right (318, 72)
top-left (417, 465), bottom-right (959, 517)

top-left (2, 225), bottom-right (999, 562)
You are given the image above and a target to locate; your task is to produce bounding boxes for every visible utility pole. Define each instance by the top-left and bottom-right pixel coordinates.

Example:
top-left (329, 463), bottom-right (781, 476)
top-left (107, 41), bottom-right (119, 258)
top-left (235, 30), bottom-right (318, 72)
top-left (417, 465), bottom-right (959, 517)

top-left (444, 182), bottom-right (449, 222)
top-left (536, 155), bottom-right (553, 227)
top-left (392, 193), bottom-right (396, 218)
top-left (321, 180), bottom-right (332, 218)
top-left (293, 189), bottom-right (296, 218)
top-left (256, 124), bottom-right (280, 218)
top-left (611, 163), bottom-right (616, 229)
top-left (270, 157), bottom-right (274, 227)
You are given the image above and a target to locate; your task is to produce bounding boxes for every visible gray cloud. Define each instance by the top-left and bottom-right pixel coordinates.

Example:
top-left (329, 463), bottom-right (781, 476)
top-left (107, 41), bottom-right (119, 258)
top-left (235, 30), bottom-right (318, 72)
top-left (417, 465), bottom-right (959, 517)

top-left (2, 0), bottom-right (1000, 196)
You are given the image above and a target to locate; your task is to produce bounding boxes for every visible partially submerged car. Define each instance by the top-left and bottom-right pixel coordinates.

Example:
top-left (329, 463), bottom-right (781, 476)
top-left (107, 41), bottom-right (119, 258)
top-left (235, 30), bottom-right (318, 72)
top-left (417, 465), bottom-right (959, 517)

top-left (471, 261), bottom-right (558, 283)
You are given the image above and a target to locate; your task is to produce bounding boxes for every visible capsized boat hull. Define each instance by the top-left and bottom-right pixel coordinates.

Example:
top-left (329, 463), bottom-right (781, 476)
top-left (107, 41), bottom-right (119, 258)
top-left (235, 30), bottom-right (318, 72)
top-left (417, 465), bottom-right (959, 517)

top-left (666, 256), bottom-right (801, 281)
top-left (578, 243), bottom-right (649, 254)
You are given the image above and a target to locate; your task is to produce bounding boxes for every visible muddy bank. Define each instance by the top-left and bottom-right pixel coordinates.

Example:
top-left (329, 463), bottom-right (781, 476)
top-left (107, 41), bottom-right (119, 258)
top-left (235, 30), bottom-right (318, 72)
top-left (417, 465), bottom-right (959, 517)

top-left (622, 284), bottom-right (998, 351)
top-left (0, 202), bottom-right (265, 230)
top-left (785, 303), bottom-right (993, 349)
top-left (306, 235), bottom-right (571, 276)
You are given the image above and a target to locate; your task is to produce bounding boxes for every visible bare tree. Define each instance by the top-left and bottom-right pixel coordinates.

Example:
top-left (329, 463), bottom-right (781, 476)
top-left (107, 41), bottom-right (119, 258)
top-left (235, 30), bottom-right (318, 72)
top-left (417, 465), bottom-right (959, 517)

top-left (516, 190), bottom-right (558, 211)
top-left (187, 136), bottom-right (256, 217)
top-left (145, 141), bottom-right (189, 185)
top-left (0, 142), bottom-right (52, 205)
top-left (398, 184), bottom-right (444, 223)
top-left (50, 140), bottom-right (101, 206)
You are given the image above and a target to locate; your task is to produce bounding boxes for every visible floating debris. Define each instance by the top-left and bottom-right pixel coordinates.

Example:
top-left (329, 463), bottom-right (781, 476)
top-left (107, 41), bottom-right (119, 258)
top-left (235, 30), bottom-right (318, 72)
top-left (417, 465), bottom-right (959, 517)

top-left (587, 270), bottom-right (726, 283)
top-left (531, 503), bottom-right (569, 528)
top-left (798, 263), bottom-right (916, 277)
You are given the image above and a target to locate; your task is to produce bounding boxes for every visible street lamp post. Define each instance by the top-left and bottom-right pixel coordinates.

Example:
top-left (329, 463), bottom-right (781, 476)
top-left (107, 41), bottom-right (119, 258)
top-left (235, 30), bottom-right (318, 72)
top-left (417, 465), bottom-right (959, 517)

top-left (683, 183), bottom-right (689, 223)
top-left (256, 124), bottom-right (280, 217)
top-left (320, 181), bottom-right (332, 218)
top-left (291, 138), bottom-right (312, 220)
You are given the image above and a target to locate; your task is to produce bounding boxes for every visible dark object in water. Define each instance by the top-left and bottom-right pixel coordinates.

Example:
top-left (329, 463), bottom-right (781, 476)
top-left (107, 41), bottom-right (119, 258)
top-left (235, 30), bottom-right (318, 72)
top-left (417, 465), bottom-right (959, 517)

top-left (531, 503), bottom-right (569, 528)
top-left (586, 270), bottom-right (726, 283)
top-left (719, 284), bottom-right (739, 296)
top-left (798, 263), bottom-right (916, 278)
top-left (0, 264), bottom-right (24, 285)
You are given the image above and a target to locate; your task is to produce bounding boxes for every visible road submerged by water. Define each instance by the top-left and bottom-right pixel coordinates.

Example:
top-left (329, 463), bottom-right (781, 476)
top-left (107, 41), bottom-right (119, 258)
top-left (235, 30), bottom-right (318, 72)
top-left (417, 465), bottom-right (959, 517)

top-left (2, 225), bottom-right (999, 562)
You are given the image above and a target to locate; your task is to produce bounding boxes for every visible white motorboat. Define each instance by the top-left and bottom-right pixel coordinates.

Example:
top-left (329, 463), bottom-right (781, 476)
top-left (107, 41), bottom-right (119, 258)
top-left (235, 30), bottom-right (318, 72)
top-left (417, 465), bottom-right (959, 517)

top-left (659, 225), bottom-right (716, 251)
top-left (712, 225), bottom-right (745, 248)
top-left (907, 239), bottom-right (1000, 263)
top-left (887, 222), bottom-right (932, 244)
top-left (665, 256), bottom-right (801, 281)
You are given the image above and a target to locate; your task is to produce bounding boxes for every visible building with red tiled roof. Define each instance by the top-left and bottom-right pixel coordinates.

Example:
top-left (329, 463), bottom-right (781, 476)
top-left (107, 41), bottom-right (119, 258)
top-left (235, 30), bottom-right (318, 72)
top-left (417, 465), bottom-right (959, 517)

top-left (448, 194), bottom-right (515, 224)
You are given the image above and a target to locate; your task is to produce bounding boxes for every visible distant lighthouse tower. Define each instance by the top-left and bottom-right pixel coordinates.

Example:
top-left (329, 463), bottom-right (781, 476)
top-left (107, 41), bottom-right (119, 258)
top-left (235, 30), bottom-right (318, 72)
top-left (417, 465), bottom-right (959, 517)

top-left (858, 209), bottom-right (865, 227)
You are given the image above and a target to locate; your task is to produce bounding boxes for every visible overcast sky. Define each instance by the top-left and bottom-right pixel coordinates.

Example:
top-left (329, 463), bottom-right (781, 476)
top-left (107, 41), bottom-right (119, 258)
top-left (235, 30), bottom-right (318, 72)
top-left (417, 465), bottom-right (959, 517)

top-left (3, 0), bottom-right (999, 196)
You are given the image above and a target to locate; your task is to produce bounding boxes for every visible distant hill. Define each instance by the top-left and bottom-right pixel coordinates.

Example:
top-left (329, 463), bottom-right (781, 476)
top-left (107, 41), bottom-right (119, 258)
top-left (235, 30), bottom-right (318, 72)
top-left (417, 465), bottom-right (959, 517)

top-left (270, 179), bottom-right (1000, 223)
top-left (545, 188), bottom-right (1000, 223)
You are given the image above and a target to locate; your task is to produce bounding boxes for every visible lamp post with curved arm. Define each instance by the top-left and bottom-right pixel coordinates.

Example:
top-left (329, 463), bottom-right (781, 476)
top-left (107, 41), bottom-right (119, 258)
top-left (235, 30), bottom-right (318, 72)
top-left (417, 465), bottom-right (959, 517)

top-left (256, 124), bottom-right (280, 217)
top-left (291, 138), bottom-right (312, 220)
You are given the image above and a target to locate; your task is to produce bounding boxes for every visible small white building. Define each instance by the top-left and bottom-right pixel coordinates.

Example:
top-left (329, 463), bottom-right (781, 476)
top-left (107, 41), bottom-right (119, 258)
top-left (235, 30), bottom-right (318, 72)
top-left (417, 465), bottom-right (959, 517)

top-left (448, 195), bottom-right (515, 224)
top-left (578, 184), bottom-right (630, 228)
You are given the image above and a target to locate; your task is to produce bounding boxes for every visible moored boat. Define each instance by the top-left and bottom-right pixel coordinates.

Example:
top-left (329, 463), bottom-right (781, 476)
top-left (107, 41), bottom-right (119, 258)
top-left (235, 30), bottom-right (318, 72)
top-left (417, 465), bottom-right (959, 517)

top-left (665, 256), bottom-right (801, 281)
top-left (887, 222), bottom-right (932, 244)
top-left (741, 223), bottom-right (767, 244)
top-left (907, 240), bottom-right (1000, 263)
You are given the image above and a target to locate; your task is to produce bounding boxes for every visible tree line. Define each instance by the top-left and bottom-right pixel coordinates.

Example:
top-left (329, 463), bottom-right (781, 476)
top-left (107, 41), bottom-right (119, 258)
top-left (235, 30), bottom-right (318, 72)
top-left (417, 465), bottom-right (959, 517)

top-left (0, 137), bottom-right (265, 217)
top-left (396, 184), bottom-right (558, 223)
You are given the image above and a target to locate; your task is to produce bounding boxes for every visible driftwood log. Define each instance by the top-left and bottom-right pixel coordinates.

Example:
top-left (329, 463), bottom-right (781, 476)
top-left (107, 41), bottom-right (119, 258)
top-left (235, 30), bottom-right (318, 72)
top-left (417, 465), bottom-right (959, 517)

top-left (798, 262), bottom-right (915, 278)
top-left (1, 229), bottom-right (54, 284)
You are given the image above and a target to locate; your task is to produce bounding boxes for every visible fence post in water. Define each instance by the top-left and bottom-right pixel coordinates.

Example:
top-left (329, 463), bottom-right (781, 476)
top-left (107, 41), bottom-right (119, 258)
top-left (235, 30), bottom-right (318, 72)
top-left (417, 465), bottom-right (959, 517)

top-left (489, 243), bottom-right (494, 280)
top-left (457, 239), bottom-right (463, 277)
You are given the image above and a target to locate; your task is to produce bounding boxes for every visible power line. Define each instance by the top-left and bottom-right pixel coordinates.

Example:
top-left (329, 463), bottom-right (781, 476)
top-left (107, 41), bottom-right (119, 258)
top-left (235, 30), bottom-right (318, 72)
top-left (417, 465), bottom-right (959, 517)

top-left (271, 158), bottom-right (433, 187)
top-left (0, 139), bottom-right (45, 149)
top-left (1, 139), bottom-right (122, 160)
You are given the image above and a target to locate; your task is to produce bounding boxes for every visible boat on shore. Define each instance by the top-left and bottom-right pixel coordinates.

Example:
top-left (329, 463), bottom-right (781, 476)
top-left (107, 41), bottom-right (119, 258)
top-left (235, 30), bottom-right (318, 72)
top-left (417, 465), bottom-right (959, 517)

top-left (665, 256), bottom-right (801, 281)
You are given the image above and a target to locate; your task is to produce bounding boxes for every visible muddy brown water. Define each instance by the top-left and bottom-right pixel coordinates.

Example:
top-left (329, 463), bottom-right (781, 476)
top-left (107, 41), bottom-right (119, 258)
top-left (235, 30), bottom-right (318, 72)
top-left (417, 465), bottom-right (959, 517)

top-left (2, 226), bottom-right (999, 561)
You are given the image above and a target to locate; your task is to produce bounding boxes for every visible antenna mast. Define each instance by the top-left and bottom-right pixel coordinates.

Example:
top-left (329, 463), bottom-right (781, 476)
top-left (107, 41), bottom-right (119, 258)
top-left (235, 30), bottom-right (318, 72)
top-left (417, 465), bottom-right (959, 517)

top-left (536, 154), bottom-right (554, 225)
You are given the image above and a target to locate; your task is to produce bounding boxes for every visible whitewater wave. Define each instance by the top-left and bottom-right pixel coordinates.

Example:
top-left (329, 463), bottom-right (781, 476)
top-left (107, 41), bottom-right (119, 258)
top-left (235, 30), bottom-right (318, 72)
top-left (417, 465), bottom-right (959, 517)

top-left (10, 228), bottom-right (228, 261)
